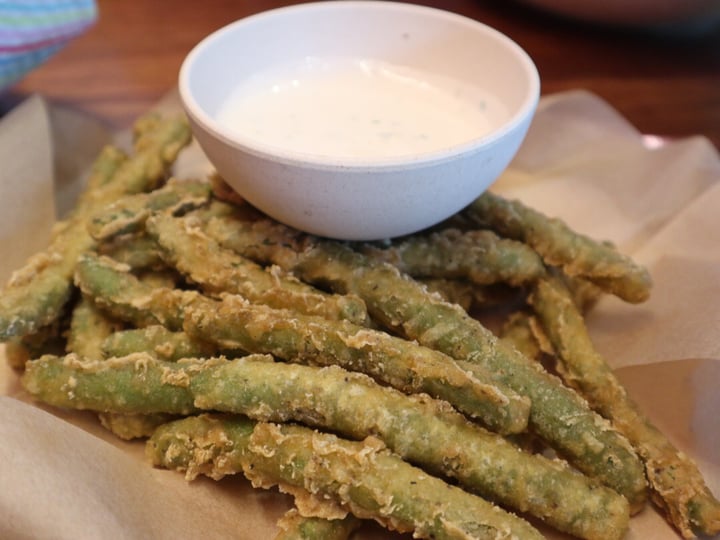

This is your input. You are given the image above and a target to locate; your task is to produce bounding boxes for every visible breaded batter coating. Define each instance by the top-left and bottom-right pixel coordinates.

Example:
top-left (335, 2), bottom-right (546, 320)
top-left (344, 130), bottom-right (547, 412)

top-left (67, 295), bottom-right (122, 359)
top-left (74, 252), bottom-right (206, 330)
top-left (87, 178), bottom-right (211, 240)
top-left (147, 213), bottom-right (369, 326)
top-left (73, 247), bottom-right (531, 433)
top-left (184, 294), bottom-right (530, 434)
top-left (275, 509), bottom-right (360, 540)
top-left (362, 228), bottom-right (546, 287)
top-left (202, 211), bottom-right (648, 511)
top-left (148, 415), bottom-right (546, 540)
top-left (530, 274), bottom-right (720, 538)
top-left (464, 191), bottom-right (652, 303)
top-left (290, 241), bottom-right (649, 513)
top-left (23, 353), bottom-right (630, 539)
top-left (0, 115), bottom-right (191, 339)
top-left (102, 326), bottom-right (218, 362)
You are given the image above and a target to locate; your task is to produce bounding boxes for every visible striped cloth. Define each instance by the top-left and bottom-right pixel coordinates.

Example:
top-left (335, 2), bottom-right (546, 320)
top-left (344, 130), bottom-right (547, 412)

top-left (0, 0), bottom-right (97, 91)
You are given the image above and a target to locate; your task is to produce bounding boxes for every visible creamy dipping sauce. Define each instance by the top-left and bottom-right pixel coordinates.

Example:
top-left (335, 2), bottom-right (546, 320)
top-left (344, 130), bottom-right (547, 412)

top-left (215, 57), bottom-right (507, 160)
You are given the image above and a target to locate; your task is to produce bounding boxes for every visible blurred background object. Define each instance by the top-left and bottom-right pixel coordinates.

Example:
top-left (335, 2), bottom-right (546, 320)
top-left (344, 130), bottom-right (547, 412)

top-left (0, 0), bottom-right (717, 149)
top-left (517, 0), bottom-right (720, 34)
top-left (0, 0), bottom-right (97, 92)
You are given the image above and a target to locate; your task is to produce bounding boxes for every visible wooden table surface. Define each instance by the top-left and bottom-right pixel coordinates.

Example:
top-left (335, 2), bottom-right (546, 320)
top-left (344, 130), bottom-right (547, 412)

top-left (1, 0), bottom-right (719, 149)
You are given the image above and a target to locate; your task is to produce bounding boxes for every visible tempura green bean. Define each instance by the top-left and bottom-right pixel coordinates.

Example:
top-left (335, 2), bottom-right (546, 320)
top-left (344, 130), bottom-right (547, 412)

top-left (22, 353), bottom-right (199, 414)
top-left (3, 324), bottom-right (65, 369)
top-left (464, 191), bottom-right (652, 303)
top-left (288, 242), bottom-right (648, 511)
top-left (203, 211), bottom-right (307, 271)
top-left (498, 311), bottom-right (545, 363)
top-left (418, 278), bottom-right (516, 313)
top-left (74, 252), bottom-right (206, 330)
top-left (184, 294), bottom-right (530, 434)
top-left (97, 233), bottom-right (166, 271)
top-left (87, 178), bottom-right (211, 241)
top-left (67, 295), bottom-right (122, 359)
top-left (146, 213), bottom-right (369, 326)
top-left (98, 411), bottom-right (175, 440)
top-left (275, 510), bottom-right (360, 540)
top-left (102, 326), bottom-right (218, 361)
top-left (362, 228), bottom-right (546, 287)
top-left (530, 274), bottom-right (720, 538)
top-left (23, 353), bottom-right (630, 539)
top-left (148, 415), bottom-right (546, 540)
top-left (76, 247), bottom-right (530, 433)
top-left (201, 211), bottom-right (648, 509)
top-left (0, 147), bottom-right (125, 339)
top-left (0, 115), bottom-right (191, 339)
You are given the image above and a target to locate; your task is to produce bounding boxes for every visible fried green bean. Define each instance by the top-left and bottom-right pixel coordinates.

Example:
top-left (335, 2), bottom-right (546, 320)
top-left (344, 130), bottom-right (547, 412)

top-left (135, 268), bottom-right (183, 290)
top-left (148, 415), bottom-right (545, 540)
top-left (74, 146), bottom-right (130, 208)
top-left (418, 279), bottom-right (517, 313)
top-left (0, 115), bottom-right (191, 339)
top-left (75, 245), bottom-right (530, 433)
top-left (203, 211), bottom-right (309, 271)
top-left (22, 353), bottom-right (200, 414)
top-left (120, 113), bottom-right (193, 194)
top-left (530, 274), bottom-right (720, 538)
top-left (146, 213), bottom-right (370, 326)
top-left (201, 212), bottom-right (649, 509)
top-left (98, 412), bottom-right (175, 440)
top-left (97, 233), bottom-right (166, 271)
top-left (208, 172), bottom-right (248, 207)
top-left (463, 191), bottom-right (652, 303)
top-left (498, 311), bottom-right (545, 363)
top-left (74, 252), bottom-right (206, 330)
top-left (204, 209), bottom-right (517, 316)
top-left (564, 274), bottom-right (604, 313)
top-left (87, 178), bottom-right (211, 241)
top-left (184, 294), bottom-right (530, 434)
top-left (275, 510), bottom-right (361, 540)
top-left (66, 287), bottom-right (179, 439)
top-left (0, 148), bottom-right (125, 340)
top-left (4, 338), bottom-right (34, 369)
top-left (23, 353), bottom-right (630, 540)
top-left (417, 278), bottom-right (476, 312)
top-left (102, 326), bottom-right (218, 361)
top-left (3, 325), bottom-right (66, 369)
top-left (286, 242), bottom-right (648, 512)
top-left (362, 228), bottom-right (546, 287)
top-left (67, 295), bottom-right (122, 359)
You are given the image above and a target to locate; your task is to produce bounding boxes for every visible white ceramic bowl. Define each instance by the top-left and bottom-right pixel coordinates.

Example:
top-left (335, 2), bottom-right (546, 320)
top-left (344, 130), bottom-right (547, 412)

top-left (180, 1), bottom-right (539, 240)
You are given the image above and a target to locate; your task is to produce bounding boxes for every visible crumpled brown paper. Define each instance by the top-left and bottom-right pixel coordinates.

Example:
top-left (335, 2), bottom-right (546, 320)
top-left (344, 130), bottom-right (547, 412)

top-left (0, 90), bottom-right (717, 540)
